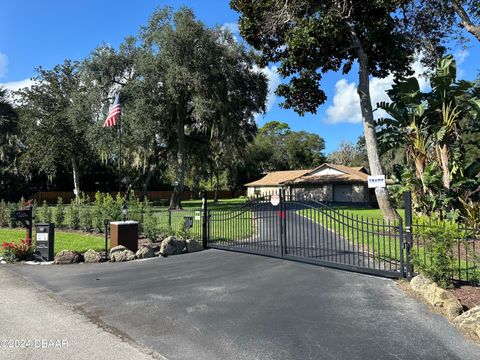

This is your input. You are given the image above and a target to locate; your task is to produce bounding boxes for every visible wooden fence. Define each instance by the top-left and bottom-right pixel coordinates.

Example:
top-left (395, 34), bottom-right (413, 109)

top-left (32, 190), bottom-right (246, 204)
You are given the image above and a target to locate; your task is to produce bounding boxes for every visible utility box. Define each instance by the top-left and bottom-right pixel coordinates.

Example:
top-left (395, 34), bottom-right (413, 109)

top-left (35, 223), bottom-right (55, 261)
top-left (184, 216), bottom-right (193, 230)
top-left (110, 221), bottom-right (139, 253)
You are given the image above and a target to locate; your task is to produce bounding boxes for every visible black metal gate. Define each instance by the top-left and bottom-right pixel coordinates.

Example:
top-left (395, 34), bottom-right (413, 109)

top-left (206, 191), bottom-right (408, 278)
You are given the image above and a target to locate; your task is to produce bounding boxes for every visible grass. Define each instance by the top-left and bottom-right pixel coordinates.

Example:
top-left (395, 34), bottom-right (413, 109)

top-left (325, 206), bottom-right (406, 222)
top-left (0, 228), bottom-right (105, 255)
top-left (153, 198), bottom-right (249, 211)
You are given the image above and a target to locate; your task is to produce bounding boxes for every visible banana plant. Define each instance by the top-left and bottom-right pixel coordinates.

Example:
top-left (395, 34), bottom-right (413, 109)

top-left (376, 55), bottom-right (480, 216)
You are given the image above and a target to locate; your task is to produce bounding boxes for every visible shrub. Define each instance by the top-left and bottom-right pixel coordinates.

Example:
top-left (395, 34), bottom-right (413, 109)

top-left (37, 200), bottom-right (52, 223)
top-left (54, 197), bottom-right (65, 227)
top-left (5, 202), bottom-right (17, 228)
top-left (66, 201), bottom-right (80, 229)
top-left (412, 215), bottom-right (463, 288)
top-left (0, 200), bottom-right (9, 227)
top-left (79, 206), bottom-right (92, 231)
top-left (1, 240), bottom-right (35, 263)
top-left (174, 225), bottom-right (192, 240)
top-left (142, 199), bottom-right (158, 241)
top-left (92, 192), bottom-right (105, 232)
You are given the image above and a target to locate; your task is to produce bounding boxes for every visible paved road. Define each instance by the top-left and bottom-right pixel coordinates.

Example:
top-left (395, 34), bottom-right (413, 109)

top-left (8, 250), bottom-right (480, 360)
top-left (0, 266), bottom-right (164, 360)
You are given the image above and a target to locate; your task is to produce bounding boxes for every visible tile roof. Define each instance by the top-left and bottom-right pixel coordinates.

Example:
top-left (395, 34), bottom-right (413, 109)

top-left (244, 169), bottom-right (312, 186)
top-left (244, 163), bottom-right (386, 187)
top-left (290, 163), bottom-right (369, 184)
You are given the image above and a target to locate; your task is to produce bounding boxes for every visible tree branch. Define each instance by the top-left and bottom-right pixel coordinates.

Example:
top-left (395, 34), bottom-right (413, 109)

top-left (452, 0), bottom-right (480, 41)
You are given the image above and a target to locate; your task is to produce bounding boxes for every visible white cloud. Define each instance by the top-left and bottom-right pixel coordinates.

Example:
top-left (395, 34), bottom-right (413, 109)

top-left (0, 78), bottom-right (35, 103)
top-left (221, 22), bottom-right (239, 35)
top-left (455, 49), bottom-right (469, 64)
top-left (0, 52), bottom-right (8, 78)
top-left (254, 65), bottom-right (281, 113)
top-left (0, 78), bottom-right (35, 92)
top-left (454, 49), bottom-right (469, 78)
top-left (325, 60), bottom-right (430, 124)
top-left (325, 79), bottom-right (360, 124)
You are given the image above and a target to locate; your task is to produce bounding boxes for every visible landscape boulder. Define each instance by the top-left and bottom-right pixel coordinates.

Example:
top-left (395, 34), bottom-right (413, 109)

top-left (138, 238), bottom-right (153, 248)
top-left (186, 239), bottom-right (203, 253)
top-left (136, 245), bottom-right (156, 259)
top-left (410, 275), bottom-right (463, 320)
top-left (410, 274), bottom-right (433, 292)
top-left (159, 236), bottom-right (186, 257)
top-left (84, 249), bottom-right (102, 263)
top-left (155, 234), bottom-right (166, 244)
top-left (453, 306), bottom-right (480, 337)
top-left (109, 245), bottom-right (136, 262)
top-left (54, 250), bottom-right (82, 265)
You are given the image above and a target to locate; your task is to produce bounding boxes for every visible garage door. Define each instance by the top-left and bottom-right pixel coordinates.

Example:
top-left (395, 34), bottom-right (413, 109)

top-left (333, 185), bottom-right (352, 202)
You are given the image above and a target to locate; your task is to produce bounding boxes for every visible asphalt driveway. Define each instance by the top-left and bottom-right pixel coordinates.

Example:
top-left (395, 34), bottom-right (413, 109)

top-left (250, 203), bottom-right (364, 264)
top-left (8, 250), bottom-right (480, 360)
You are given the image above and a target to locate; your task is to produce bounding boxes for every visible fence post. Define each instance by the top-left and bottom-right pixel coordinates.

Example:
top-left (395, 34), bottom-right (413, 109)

top-left (202, 191), bottom-right (208, 249)
top-left (404, 191), bottom-right (414, 280)
top-left (27, 206), bottom-right (33, 245)
top-left (104, 219), bottom-right (109, 261)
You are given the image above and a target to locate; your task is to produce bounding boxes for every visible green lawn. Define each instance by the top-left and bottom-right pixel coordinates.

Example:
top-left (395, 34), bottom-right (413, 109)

top-left (0, 228), bottom-right (105, 255)
top-left (323, 206), bottom-right (406, 222)
top-left (153, 198), bottom-right (249, 211)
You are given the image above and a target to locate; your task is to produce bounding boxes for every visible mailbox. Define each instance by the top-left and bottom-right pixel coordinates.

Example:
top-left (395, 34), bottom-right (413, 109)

top-left (35, 223), bottom-right (55, 261)
top-left (11, 207), bottom-right (34, 242)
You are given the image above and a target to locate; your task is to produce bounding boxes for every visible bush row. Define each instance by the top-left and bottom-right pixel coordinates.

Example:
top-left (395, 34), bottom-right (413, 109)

top-left (0, 192), bottom-right (161, 238)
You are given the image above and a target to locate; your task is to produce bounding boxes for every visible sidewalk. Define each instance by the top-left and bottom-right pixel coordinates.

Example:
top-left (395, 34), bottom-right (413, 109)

top-left (0, 267), bottom-right (165, 360)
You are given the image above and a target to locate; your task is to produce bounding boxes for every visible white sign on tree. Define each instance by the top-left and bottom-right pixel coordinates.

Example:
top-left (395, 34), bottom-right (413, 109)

top-left (368, 175), bottom-right (386, 188)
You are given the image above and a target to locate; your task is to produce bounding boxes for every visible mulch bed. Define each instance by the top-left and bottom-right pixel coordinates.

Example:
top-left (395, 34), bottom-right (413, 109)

top-left (450, 286), bottom-right (480, 310)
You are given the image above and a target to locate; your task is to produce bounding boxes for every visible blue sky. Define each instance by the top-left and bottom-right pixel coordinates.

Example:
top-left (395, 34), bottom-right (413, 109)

top-left (1, 1), bottom-right (479, 153)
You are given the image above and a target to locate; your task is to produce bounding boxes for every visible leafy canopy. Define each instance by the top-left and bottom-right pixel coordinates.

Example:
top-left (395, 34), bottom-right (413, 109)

top-left (231, 0), bottom-right (414, 115)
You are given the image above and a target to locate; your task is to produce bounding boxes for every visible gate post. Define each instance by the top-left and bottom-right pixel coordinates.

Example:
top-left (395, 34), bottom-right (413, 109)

top-left (278, 188), bottom-right (286, 257)
top-left (404, 191), bottom-right (414, 280)
top-left (201, 191), bottom-right (208, 249)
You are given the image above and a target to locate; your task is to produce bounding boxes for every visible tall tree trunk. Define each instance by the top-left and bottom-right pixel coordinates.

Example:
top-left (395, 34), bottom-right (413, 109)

top-left (214, 170), bottom-right (219, 203)
top-left (452, 1), bottom-right (480, 41)
top-left (72, 157), bottom-right (81, 201)
top-left (191, 170), bottom-right (200, 200)
top-left (169, 101), bottom-right (187, 210)
top-left (350, 28), bottom-right (399, 220)
top-left (140, 164), bottom-right (156, 201)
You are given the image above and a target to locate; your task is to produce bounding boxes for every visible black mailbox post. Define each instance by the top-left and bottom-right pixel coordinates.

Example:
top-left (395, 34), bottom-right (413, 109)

top-left (35, 223), bottom-right (55, 261)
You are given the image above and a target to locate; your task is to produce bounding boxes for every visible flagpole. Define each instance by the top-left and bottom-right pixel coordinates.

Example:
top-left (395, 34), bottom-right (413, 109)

top-left (118, 109), bottom-right (122, 194)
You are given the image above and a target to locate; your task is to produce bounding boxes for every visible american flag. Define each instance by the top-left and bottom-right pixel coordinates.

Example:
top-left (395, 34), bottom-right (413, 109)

top-left (103, 94), bottom-right (121, 128)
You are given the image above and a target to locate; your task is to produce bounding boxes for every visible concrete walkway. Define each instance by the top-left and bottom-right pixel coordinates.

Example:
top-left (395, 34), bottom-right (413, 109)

top-left (0, 266), bottom-right (165, 360)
